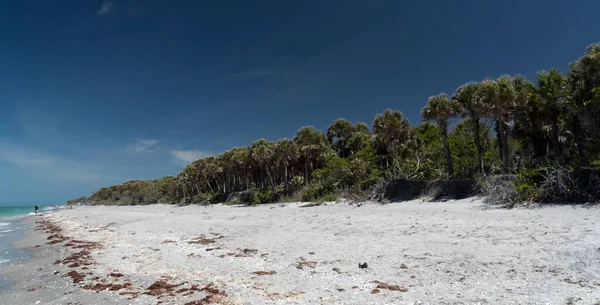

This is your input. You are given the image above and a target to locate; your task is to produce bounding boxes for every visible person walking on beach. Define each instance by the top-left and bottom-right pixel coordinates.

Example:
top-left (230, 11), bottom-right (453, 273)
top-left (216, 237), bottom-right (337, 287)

top-left (34, 205), bottom-right (39, 215)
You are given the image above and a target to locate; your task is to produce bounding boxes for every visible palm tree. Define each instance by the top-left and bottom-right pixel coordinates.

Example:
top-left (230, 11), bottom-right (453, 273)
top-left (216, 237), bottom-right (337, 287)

top-left (421, 93), bottom-right (461, 178)
top-left (216, 151), bottom-right (235, 194)
top-left (536, 69), bottom-right (566, 160)
top-left (479, 75), bottom-right (532, 174)
top-left (354, 122), bottom-right (370, 134)
top-left (183, 161), bottom-right (202, 196)
top-left (346, 123), bottom-right (373, 156)
top-left (452, 82), bottom-right (486, 175)
top-left (176, 170), bottom-right (191, 199)
top-left (190, 158), bottom-right (213, 194)
top-left (274, 138), bottom-right (299, 194)
top-left (326, 118), bottom-right (355, 158)
top-left (250, 139), bottom-right (276, 190)
top-left (568, 43), bottom-right (600, 107)
top-left (510, 75), bottom-right (535, 170)
top-left (372, 109), bottom-right (411, 169)
top-left (293, 126), bottom-right (328, 186)
top-left (566, 43), bottom-right (600, 166)
top-left (479, 78), bottom-right (510, 174)
top-left (203, 157), bottom-right (221, 193)
top-left (513, 84), bottom-right (546, 159)
top-left (230, 147), bottom-right (250, 190)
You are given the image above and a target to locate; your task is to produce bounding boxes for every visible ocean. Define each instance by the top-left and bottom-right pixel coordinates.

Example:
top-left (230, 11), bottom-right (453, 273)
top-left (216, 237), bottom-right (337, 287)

top-left (0, 206), bottom-right (55, 290)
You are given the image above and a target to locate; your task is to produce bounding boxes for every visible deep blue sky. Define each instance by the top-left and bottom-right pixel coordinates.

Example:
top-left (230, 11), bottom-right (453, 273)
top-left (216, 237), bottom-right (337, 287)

top-left (1, 0), bottom-right (599, 205)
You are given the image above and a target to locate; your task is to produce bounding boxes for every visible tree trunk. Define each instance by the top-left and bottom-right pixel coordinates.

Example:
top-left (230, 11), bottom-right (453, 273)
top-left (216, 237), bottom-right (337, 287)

top-left (573, 115), bottom-right (588, 167)
top-left (531, 136), bottom-right (547, 160)
top-left (203, 174), bottom-right (214, 193)
top-left (495, 119), bottom-right (510, 174)
top-left (284, 162), bottom-right (289, 194)
top-left (259, 166), bottom-right (264, 188)
top-left (441, 128), bottom-right (454, 178)
top-left (304, 160), bottom-right (309, 186)
top-left (501, 121), bottom-right (510, 174)
top-left (494, 120), bottom-right (504, 173)
top-left (550, 110), bottom-right (561, 161)
top-left (266, 165), bottom-right (275, 191)
top-left (473, 117), bottom-right (486, 176)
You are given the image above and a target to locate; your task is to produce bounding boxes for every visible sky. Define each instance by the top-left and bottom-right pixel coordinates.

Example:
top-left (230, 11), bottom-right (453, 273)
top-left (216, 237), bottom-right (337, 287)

top-left (1, 0), bottom-right (599, 205)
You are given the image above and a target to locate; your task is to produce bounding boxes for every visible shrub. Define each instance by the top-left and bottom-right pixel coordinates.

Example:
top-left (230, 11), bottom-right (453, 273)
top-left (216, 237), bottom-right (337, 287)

top-left (301, 186), bottom-right (337, 203)
top-left (301, 185), bottom-right (319, 202)
top-left (243, 189), bottom-right (275, 205)
top-left (315, 193), bottom-right (338, 203)
top-left (301, 182), bottom-right (334, 202)
top-left (515, 167), bottom-right (544, 202)
top-left (533, 164), bottom-right (596, 203)
top-left (490, 163), bottom-right (600, 205)
top-left (189, 193), bottom-right (212, 205)
top-left (256, 189), bottom-right (274, 204)
top-left (481, 175), bottom-right (519, 208)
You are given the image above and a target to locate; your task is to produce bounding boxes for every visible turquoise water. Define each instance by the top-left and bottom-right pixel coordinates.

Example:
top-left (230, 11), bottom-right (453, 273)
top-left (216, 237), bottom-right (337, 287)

top-left (0, 206), bottom-right (52, 290)
top-left (0, 207), bottom-right (34, 266)
top-left (0, 206), bottom-right (38, 217)
top-left (0, 206), bottom-right (55, 264)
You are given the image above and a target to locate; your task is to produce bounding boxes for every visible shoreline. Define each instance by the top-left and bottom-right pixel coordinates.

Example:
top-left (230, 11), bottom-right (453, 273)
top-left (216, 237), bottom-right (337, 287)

top-left (1, 200), bottom-right (599, 304)
top-left (0, 214), bottom-right (37, 291)
top-left (0, 215), bottom-right (142, 304)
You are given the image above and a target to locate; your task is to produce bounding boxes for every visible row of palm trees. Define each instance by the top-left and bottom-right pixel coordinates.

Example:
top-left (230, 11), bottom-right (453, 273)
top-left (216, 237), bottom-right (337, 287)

top-left (171, 112), bottom-right (406, 200)
top-left (423, 75), bottom-right (532, 177)
top-left (422, 43), bottom-right (600, 178)
top-left (82, 43), bottom-right (600, 204)
top-left (87, 109), bottom-right (415, 204)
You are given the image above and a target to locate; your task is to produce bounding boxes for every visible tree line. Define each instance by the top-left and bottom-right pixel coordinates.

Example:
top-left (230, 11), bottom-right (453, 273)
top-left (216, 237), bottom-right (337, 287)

top-left (75, 43), bottom-right (600, 206)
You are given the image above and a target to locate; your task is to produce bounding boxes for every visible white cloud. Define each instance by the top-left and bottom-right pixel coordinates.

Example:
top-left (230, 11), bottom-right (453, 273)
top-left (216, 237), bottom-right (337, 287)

top-left (0, 146), bottom-right (52, 167)
top-left (170, 150), bottom-right (211, 164)
top-left (0, 141), bottom-right (123, 184)
top-left (97, 2), bottom-right (114, 15)
top-left (126, 139), bottom-right (159, 153)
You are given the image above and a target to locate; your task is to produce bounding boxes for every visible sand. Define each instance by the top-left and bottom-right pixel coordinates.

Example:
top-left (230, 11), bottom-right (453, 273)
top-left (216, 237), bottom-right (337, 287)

top-left (1, 199), bottom-right (600, 304)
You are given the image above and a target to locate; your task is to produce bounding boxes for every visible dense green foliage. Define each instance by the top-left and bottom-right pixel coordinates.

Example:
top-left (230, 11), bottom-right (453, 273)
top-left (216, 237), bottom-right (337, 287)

top-left (71, 43), bottom-right (600, 206)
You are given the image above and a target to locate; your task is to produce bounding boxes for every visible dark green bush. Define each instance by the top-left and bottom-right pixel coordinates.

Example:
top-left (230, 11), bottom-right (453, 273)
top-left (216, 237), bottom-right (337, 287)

top-left (513, 163), bottom-right (600, 204)
top-left (315, 193), bottom-right (338, 202)
top-left (301, 182), bottom-right (334, 202)
top-left (515, 166), bottom-right (544, 202)
top-left (241, 189), bottom-right (276, 205)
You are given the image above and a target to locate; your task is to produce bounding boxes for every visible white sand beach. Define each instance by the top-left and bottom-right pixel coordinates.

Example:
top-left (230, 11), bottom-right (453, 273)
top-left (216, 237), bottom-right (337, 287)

top-left (2, 199), bottom-right (600, 304)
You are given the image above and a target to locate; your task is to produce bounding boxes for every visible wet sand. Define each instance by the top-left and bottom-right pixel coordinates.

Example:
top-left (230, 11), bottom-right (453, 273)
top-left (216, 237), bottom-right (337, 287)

top-left (0, 217), bottom-right (132, 304)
